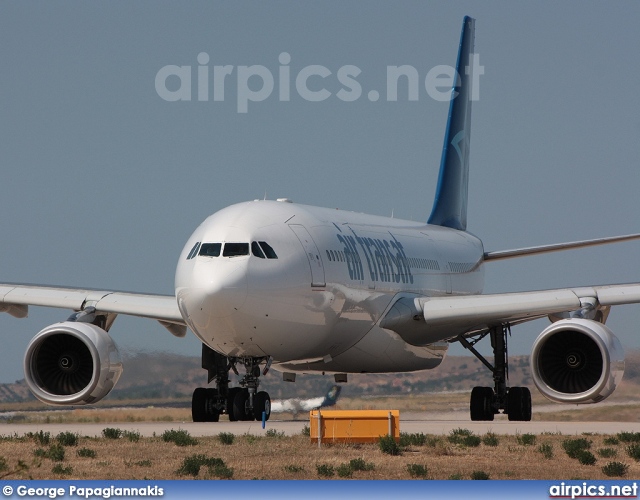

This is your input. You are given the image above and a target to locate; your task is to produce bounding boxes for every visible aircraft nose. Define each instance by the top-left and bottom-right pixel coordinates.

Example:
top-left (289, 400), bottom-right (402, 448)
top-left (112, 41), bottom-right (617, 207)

top-left (190, 260), bottom-right (248, 320)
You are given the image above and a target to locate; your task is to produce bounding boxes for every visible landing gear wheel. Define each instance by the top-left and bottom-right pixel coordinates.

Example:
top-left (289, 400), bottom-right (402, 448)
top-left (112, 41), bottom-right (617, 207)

top-left (470, 386), bottom-right (494, 421)
top-left (205, 388), bottom-right (220, 422)
top-left (232, 389), bottom-right (249, 421)
top-left (507, 387), bottom-right (532, 421)
top-left (227, 387), bottom-right (241, 422)
top-left (191, 387), bottom-right (207, 422)
top-left (254, 391), bottom-right (271, 421)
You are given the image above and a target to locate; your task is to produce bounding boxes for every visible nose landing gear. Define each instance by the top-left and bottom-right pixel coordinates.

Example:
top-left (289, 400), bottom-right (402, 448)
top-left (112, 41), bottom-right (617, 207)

top-left (191, 345), bottom-right (272, 423)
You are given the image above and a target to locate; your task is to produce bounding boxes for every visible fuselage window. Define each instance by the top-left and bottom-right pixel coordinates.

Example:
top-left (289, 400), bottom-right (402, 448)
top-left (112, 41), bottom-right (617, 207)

top-left (326, 250), bottom-right (332, 261)
top-left (199, 243), bottom-right (222, 257)
top-left (259, 241), bottom-right (278, 259)
top-left (330, 250), bottom-right (336, 261)
top-left (223, 243), bottom-right (249, 257)
top-left (187, 242), bottom-right (201, 260)
top-left (252, 241), bottom-right (266, 258)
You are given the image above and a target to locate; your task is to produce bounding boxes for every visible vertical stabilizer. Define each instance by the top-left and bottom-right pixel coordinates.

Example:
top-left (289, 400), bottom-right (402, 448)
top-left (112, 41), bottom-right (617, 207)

top-left (427, 16), bottom-right (475, 231)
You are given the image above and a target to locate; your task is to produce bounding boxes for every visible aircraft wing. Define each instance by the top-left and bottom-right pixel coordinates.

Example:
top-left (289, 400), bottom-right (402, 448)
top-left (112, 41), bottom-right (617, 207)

top-left (0, 283), bottom-right (186, 336)
top-left (379, 283), bottom-right (640, 346)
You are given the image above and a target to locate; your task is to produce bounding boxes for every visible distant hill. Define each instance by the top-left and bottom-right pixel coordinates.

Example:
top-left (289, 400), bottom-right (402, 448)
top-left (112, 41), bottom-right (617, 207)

top-left (3, 350), bottom-right (640, 406)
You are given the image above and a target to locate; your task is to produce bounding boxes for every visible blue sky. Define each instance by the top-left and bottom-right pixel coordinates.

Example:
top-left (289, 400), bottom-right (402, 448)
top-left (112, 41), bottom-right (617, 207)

top-left (1, 1), bottom-right (639, 383)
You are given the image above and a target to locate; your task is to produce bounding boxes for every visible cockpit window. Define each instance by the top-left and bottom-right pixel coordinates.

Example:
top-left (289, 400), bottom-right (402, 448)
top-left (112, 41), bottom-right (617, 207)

top-left (223, 243), bottom-right (249, 257)
top-left (251, 241), bottom-right (266, 259)
top-left (186, 242), bottom-right (201, 260)
top-left (199, 243), bottom-right (222, 257)
top-left (259, 241), bottom-right (278, 259)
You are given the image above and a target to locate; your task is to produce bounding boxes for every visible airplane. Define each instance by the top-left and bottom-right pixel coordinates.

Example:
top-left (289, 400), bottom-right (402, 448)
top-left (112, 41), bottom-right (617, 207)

top-left (270, 385), bottom-right (342, 416)
top-left (2, 16), bottom-right (640, 424)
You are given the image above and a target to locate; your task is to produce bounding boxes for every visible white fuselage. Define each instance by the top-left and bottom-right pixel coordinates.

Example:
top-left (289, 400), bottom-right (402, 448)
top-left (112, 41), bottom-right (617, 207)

top-left (174, 200), bottom-right (485, 373)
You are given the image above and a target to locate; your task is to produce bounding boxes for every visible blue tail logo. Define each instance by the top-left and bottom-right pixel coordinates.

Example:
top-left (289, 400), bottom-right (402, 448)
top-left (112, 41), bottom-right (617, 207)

top-left (428, 16), bottom-right (475, 231)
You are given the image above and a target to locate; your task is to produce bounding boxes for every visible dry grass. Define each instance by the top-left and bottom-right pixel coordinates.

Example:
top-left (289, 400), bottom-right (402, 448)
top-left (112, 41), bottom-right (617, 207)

top-left (1, 429), bottom-right (639, 480)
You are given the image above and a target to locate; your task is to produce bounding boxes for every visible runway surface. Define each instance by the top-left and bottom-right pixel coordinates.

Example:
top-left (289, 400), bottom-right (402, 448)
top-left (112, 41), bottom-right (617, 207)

top-left (3, 412), bottom-right (640, 437)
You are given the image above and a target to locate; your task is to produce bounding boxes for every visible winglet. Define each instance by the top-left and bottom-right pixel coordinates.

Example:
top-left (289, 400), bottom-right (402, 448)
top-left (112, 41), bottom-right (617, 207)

top-left (428, 16), bottom-right (476, 231)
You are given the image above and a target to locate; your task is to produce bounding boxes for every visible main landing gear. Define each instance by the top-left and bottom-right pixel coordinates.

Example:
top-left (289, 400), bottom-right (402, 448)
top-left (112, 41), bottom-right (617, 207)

top-left (191, 345), bottom-right (272, 423)
top-left (458, 324), bottom-right (532, 422)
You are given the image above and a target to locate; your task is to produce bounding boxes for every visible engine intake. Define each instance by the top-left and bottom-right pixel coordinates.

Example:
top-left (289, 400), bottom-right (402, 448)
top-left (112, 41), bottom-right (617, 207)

top-left (24, 322), bottom-right (123, 405)
top-left (530, 318), bottom-right (624, 404)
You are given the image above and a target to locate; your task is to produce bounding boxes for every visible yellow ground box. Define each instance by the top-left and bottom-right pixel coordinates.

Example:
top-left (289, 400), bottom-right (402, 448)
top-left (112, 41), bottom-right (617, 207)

top-left (309, 409), bottom-right (400, 444)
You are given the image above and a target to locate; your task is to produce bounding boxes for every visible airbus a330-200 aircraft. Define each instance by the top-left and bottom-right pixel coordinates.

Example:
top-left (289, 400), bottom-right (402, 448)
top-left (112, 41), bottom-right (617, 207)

top-left (2, 17), bottom-right (640, 423)
top-left (270, 385), bottom-right (342, 417)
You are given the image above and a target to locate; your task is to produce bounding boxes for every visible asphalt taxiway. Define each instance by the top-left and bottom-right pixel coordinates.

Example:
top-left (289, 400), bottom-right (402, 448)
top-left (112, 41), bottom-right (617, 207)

top-left (2, 413), bottom-right (640, 437)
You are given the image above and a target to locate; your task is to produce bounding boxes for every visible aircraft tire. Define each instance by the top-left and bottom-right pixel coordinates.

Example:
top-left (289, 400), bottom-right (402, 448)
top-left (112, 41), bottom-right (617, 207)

top-left (507, 387), bottom-right (532, 421)
top-left (205, 388), bottom-right (220, 422)
top-left (254, 391), bottom-right (271, 421)
top-left (470, 386), bottom-right (494, 421)
top-left (227, 387), bottom-right (241, 421)
top-left (191, 387), bottom-right (207, 422)
top-left (232, 389), bottom-right (249, 421)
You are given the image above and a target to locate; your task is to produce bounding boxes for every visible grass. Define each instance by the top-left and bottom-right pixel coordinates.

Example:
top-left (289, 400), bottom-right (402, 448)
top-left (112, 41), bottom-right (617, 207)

top-left (1, 429), bottom-right (640, 479)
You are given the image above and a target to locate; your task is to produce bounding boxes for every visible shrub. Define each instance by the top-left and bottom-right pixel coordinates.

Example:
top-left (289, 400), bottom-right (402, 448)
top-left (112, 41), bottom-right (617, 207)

top-left (462, 435), bottom-right (481, 447)
top-left (102, 428), bottom-right (122, 440)
top-left (538, 443), bottom-right (554, 459)
top-left (176, 455), bottom-right (224, 477)
top-left (602, 461), bottom-right (629, 477)
top-left (209, 462), bottom-right (234, 479)
top-left (400, 433), bottom-right (427, 447)
top-left (218, 432), bottom-right (235, 445)
top-left (626, 444), bottom-right (640, 461)
top-left (471, 470), bottom-right (490, 480)
top-left (0, 457), bottom-right (7, 472)
top-left (482, 433), bottom-right (499, 447)
top-left (597, 448), bottom-right (617, 458)
top-left (51, 464), bottom-right (73, 475)
top-left (577, 450), bottom-right (597, 465)
top-left (301, 425), bottom-right (310, 437)
top-left (603, 436), bottom-right (620, 446)
top-left (316, 464), bottom-right (334, 477)
top-left (162, 429), bottom-right (198, 447)
top-left (47, 444), bottom-right (65, 462)
top-left (77, 448), bottom-right (96, 458)
top-left (448, 473), bottom-right (463, 480)
top-left (517, 433), bottom-right (536, 446)
top-left (337, 463), bottom-right (352, 478)
top-left (563, 438), bottom-right (591, 459)
top-left (407, 463), bottom-right (428, 478)
top-left (32, 431), bottom-right (51, 446)
top-left (617, 432), bottom-right (640, 443)
top-left (265, 429), bottom-right (285, 439)
top-left (284, 464), bottom-right (305, 473)
top-left (447, 428), bottom-right (473, 444)
top-left (56, 432), bottom-right (78, 447)
top-left (123, 431), bottom-right (141, 443)
top-left (378, 435), bottom-right (401, 456)
top-left (349, 458), bottom-right (374, 472)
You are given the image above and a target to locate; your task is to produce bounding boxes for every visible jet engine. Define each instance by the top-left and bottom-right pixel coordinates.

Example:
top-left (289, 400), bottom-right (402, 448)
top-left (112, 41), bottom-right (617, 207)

top-left (24, 322), bottom-right (123, 405)
top-left (530, 318), bottom-right (624, 404)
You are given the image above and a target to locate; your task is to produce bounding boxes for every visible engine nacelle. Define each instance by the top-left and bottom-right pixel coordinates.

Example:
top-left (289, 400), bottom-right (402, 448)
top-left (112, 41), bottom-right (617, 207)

top-left (530, 318), bottom-right (624, 404)
top-left (24, 322), bottom-right (123, 406)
